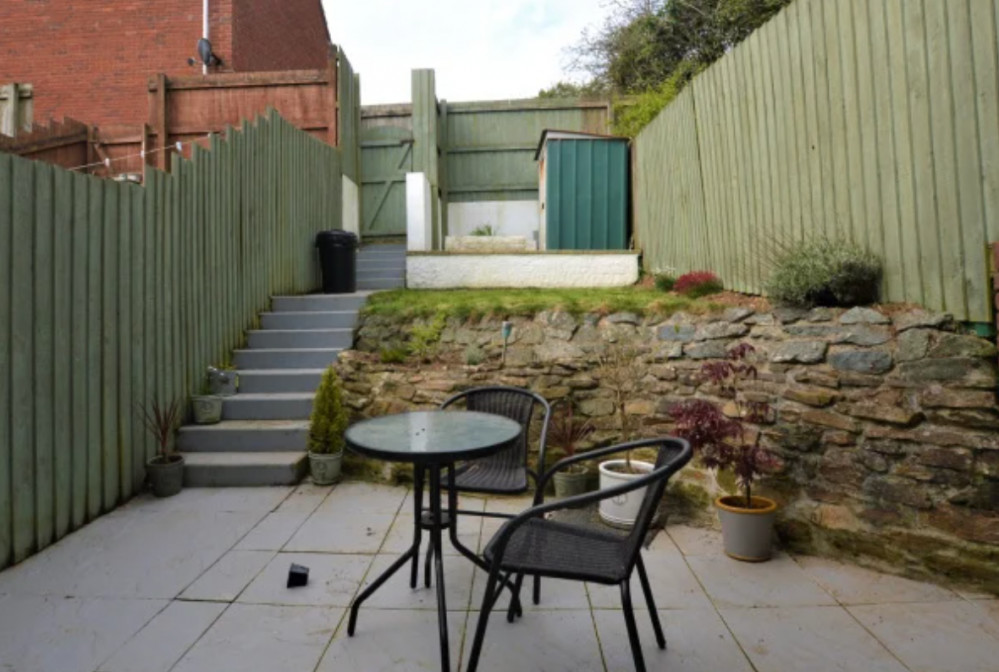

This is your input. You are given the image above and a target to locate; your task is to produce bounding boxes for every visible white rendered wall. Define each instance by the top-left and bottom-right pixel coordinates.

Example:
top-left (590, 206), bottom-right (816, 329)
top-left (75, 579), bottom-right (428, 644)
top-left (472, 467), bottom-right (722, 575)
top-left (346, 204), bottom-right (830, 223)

top-left (406, 172), bottom-right (433, 251)
top-left (407, 254), bottom-right (640, 289)
top-left (446, 200), bottom-right (540, 248)
top-left (341, 175), bottom-right (360, 241)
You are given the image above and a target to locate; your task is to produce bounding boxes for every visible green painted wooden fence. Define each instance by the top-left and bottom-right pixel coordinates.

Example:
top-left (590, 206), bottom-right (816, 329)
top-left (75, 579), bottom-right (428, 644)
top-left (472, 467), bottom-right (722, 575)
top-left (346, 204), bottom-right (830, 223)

top-left (0, 110), bottom-right (340, 569)
top-left (633, 0), bottom-right (999, 323)
top-left (359, 79), bottom-right (614, 237)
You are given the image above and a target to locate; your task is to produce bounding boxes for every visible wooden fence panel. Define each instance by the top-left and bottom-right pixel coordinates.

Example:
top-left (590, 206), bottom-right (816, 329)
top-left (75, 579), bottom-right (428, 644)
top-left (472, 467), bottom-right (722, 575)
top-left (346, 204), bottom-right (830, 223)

top-left (0, 153), bottom-right (11, 568)
top-left (11, 156), bottom-right (35, 563)
top-left (52, 170), bottom-right (73, 538)
top-left (33, 162), bottom-right (54, 552)
top-left (0, 111), bottom-right (339, 570)
top-left (633, 0), bottom-right (999, 322)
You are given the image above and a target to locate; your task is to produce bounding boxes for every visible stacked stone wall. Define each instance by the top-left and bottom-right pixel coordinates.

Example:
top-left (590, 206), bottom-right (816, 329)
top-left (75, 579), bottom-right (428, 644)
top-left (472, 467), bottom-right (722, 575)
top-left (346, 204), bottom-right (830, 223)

top-left (342, 305), bottom-right (999, 592)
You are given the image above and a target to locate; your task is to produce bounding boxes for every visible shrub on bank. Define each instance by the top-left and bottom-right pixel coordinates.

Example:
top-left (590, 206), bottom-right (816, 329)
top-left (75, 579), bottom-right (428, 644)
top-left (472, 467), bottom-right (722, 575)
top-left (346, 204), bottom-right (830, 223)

top-left (766, 238), bottom-right (882, 307)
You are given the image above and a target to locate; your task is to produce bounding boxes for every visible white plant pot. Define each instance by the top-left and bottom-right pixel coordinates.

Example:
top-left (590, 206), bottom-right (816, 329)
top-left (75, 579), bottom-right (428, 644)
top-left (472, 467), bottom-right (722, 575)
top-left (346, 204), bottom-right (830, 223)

top-left (598, 459), bottom-right (654, 528)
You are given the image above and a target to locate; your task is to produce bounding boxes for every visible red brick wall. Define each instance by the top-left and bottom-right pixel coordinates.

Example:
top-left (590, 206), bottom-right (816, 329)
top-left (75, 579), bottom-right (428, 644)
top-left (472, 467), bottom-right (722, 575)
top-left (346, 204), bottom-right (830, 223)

top-left (0, 0), bottom-right (330, 128)
top-left (231, 0), bottom-right (332, 72)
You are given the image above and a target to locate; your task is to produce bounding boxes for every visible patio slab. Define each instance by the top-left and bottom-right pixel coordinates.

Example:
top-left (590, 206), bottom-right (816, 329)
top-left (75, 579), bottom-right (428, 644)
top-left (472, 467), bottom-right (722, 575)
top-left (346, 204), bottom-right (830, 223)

top-left (0, 481), bottom-right (996, 672)
top-left (170, 603), bottom-right (340, 672)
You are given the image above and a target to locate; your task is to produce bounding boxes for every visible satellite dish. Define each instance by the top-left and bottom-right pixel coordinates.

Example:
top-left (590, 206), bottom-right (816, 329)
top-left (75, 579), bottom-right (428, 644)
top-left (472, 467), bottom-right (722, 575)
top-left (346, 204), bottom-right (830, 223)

top-left (197, 38), bottom-right (215, 66)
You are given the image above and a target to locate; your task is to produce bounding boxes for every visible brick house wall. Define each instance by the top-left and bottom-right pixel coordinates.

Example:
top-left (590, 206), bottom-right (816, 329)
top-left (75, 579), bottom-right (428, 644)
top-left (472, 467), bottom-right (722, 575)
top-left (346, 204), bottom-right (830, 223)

top-left (0, 0), bottom-right (329, 127)
top-left (232, 0), bottom-right (333, 72)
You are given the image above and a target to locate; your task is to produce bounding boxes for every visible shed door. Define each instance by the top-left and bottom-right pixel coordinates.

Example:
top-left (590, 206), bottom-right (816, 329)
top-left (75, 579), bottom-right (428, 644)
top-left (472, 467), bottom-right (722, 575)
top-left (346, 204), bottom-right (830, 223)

top-left (545, 139), bottom-right (629, 250)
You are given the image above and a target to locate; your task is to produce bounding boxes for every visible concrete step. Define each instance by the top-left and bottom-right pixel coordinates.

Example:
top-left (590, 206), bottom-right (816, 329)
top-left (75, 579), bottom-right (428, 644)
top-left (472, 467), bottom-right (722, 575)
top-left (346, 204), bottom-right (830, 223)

top-left (178, 420), bottom-right (309, 452)
top-left (234, 348), bottom-right (341, 369)
top-left (260, 311), bottom-right (357, 330)
top-left (357, 256), bottom-right (405, 267)
top-left (357, 268), bottom-right (405, 279)
top-left (357, 277), bottom-right (405, 290)
top-left (183, 451), bottom-right (308, 487)
top-left (359, 243), bottom-right (406, 253)
top-left (271, 294), bottom-right (368, 313)
top-left (222, 393), bottom-right (314, 420)
top-left (247, 329), bottom-right (354, 350)
top-left (237, 369), bottom-right (324, 394)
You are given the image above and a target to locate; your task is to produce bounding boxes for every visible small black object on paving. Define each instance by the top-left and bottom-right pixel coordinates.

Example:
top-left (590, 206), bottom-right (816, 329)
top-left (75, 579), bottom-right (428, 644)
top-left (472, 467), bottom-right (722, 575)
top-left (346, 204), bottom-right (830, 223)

top-left (287, 563), bottom-right (309, 588)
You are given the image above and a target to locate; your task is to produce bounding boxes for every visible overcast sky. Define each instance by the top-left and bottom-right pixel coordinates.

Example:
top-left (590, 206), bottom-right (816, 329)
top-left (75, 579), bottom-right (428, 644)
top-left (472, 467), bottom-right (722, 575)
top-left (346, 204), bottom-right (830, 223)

top-left (321, 0), bottom-right (609, 105)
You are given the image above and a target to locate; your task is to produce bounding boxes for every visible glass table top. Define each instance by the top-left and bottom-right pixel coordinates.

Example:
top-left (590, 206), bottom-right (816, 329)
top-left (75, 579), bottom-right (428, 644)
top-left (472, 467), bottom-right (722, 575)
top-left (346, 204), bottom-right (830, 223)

top-left (344, 410), bottom-right (522, 464)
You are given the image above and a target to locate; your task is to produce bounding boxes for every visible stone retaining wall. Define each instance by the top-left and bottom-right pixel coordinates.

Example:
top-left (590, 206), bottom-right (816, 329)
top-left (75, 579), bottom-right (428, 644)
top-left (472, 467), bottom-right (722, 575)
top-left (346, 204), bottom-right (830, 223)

top-left (342, 305), bottom-right (999, 592)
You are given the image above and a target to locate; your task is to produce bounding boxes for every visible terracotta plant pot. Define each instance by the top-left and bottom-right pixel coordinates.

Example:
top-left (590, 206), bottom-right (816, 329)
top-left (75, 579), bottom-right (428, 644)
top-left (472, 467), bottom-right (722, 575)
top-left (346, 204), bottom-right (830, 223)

top-left (309, 451), bottom-right (342, 485)
top-left (598, 459), bottom-right (654, 528)
top-left (553, 468), bottom-right (591, 499)
top-left (716, 495), bottom-right (777, 562)
top-left (147, 454), bottom-right (184, 498)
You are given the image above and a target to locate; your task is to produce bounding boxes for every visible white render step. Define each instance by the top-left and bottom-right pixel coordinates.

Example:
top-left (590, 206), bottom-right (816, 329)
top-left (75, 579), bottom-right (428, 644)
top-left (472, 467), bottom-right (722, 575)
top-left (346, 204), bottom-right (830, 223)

top-left (271, 294), bottom-right (369, 313)
top-left (182, 451), bottom-right (308, 487)
top-left (222, 393), bottom-right (314, 420)
top-left (178, 420), bottom-right (309, 452)
top-left (247, 329), bottom-right (354, 350)
top-left (259, 311), bottom-right (357, 330)
top-left (237, 369), bottom-right (324, 394)
top-left (234, 348), bottom-right (341, 370)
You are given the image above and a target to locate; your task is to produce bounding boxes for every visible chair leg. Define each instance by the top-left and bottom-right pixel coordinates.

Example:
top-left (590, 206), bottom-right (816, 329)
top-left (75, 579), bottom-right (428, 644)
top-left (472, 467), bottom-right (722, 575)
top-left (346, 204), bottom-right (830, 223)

top-left (410, 467), bottom-right (425, 589)
top-left (532, 574), bottom-right (541, 605)
top-left (466, 571), bottom-right (500, 672)
top-left (506, 573), bottom-right (525, 623)
top-left (636, 555), bottom-right (666, 649)
top-left (424, 536), bottom-right (434, 588)
top-left (620, 580), bottom-right (647, 672)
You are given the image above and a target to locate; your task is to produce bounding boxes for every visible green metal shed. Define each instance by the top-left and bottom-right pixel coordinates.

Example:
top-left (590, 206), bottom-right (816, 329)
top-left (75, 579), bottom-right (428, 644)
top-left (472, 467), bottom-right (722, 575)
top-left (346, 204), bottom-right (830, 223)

top-left (536, 130), bottom-right (630, 250)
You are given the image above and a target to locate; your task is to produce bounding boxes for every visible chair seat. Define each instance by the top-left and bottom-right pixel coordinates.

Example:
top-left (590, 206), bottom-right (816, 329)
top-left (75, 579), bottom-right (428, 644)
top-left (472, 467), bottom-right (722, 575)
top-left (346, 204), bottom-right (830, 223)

top-left (450, 462), bottom-right (528, 494)
top-left (483, 518), bottom-right (630, 584)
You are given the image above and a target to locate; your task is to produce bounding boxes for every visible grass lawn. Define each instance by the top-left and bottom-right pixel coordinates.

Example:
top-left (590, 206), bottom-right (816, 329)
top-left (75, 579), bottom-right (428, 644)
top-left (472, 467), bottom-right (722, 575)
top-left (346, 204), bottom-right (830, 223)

top-left (363, 286), bottom-right (723, 320)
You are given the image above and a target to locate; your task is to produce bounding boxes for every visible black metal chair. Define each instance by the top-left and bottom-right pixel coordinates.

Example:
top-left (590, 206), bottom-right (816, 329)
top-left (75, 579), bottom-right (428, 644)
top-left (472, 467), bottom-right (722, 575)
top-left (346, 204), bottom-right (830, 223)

top-left (414, 386), bottom-right (551, 591)
top-left (465, 437), bottom-right (693, 672)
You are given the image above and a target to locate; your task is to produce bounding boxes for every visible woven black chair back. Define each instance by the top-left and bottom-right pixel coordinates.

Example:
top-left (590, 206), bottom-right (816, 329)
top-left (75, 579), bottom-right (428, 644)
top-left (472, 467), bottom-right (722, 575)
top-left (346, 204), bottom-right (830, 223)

top-left (442, 386), bottom-right (540, 473)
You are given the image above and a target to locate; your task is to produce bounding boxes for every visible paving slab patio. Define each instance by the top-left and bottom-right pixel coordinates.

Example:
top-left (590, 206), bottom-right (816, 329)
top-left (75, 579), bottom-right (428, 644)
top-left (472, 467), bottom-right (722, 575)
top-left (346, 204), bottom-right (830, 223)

top-left (0, 481), bottom-right (997, 672)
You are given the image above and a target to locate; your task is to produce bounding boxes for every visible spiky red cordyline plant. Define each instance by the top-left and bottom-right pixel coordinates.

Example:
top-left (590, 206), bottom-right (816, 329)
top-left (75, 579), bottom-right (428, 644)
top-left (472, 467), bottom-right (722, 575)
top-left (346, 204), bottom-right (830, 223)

top-left (669, 343), bottom-right (778, 508)
top-left (138, 398), bottom-right (182, 461)
top-left (547, 399), bottom-right (595, 472)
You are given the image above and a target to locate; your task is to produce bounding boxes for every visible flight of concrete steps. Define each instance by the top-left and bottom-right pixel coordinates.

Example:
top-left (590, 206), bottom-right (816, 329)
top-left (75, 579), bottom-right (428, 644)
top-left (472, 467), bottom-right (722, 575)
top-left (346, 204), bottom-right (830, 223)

top-left (177, 243), bottom-right (406, 486)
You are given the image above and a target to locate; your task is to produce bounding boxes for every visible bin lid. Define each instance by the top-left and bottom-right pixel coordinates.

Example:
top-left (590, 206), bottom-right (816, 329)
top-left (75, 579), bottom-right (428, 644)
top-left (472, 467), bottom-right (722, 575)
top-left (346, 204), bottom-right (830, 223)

top-left (315, 230), bottom-right (357, 246)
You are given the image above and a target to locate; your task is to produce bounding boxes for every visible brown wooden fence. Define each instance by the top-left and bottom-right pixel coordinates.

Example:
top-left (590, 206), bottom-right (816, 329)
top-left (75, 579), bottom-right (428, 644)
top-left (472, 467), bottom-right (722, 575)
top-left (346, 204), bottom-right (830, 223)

top-left (0, 118), bottom-right (95, 173)
top-left (0, 110), bottom-right (341, 570)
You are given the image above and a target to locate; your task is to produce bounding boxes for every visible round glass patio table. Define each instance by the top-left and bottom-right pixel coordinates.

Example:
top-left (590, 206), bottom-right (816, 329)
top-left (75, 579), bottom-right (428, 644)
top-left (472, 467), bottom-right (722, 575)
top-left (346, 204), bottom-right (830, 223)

top-left (344, 410), bottom-right (522, 672)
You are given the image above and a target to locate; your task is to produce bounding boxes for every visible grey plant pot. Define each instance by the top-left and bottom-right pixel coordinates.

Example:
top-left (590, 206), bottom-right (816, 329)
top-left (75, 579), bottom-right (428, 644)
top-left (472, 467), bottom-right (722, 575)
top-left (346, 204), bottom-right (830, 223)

top-left (309, 451), bottom-right (343, 486)
top-left (192, 395), bottom-right (223, 424)
top-left (716, 495), bottom-right (777, 562)
top-left (208, 371), bottom-right (238, 396)
top-left (553, 469), bottom-right (591, 499)
top-left (147, 454), bottom-right (184, 498)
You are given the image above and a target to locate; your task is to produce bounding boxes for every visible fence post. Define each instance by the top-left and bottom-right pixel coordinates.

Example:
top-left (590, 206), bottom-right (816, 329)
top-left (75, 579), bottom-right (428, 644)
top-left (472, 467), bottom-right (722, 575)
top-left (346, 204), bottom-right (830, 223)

top-left (153, 74), bottom-right (169, 172)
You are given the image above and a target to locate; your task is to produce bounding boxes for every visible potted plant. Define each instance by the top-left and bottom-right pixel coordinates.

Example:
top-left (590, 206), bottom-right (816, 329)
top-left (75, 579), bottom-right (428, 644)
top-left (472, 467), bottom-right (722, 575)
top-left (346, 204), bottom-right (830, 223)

top-left (191, 370), bottom-right (223, 425)
top-left (207, 364), bottom-right (238, 396)
top-left (596, 348), bottom-right (654, 527)
top-left (308, 365), bottom-right (349, 485)
top-left (547, 400), bottom-right (595, 499)
top-left (670, 343), bottom-right (780, 561)
top-left (139, 398), bottom-right (184, 497)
